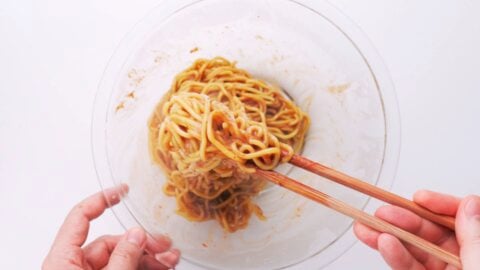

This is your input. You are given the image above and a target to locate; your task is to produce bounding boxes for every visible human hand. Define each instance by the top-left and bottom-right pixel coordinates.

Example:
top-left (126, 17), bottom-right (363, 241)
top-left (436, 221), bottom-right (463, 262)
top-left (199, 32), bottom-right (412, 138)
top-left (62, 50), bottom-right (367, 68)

top-left (42, 185), bottom-right (180, 270)
top-left (354, 190), bottom-right (480, 270)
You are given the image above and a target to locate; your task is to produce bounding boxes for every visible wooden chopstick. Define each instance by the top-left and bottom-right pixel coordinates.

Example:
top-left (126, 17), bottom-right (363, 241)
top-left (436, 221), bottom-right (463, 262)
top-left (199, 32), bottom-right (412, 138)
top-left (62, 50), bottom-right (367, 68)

top-left (287, 153), bottom-right (456, 230)
top-left (254, 169), bottom-right (462, 268)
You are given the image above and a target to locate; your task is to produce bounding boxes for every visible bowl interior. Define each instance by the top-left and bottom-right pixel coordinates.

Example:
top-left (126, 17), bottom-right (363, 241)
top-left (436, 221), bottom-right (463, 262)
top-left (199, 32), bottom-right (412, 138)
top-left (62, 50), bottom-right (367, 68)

top-left (94, 0), bottom-right (397, 269)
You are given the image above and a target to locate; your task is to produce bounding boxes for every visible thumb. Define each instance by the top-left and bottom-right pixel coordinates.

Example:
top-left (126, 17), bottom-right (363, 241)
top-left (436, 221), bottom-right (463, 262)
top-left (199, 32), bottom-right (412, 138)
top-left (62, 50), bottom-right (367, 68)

top-left (106, 228), bottom-right (147, 270)
top-left (456, 195), bottom-right (480, 270)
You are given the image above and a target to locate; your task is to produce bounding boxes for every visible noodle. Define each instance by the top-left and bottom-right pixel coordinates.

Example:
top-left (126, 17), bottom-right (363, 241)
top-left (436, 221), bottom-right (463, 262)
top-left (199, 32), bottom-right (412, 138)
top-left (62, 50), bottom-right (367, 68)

top-left (148, 57), bottom-right (310, 232)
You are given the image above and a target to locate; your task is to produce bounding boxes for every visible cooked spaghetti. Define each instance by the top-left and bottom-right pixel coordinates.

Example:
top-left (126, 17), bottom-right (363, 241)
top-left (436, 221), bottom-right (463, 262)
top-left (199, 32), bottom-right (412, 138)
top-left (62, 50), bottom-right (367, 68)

top-left (148, 57), bottom-right (310, 232)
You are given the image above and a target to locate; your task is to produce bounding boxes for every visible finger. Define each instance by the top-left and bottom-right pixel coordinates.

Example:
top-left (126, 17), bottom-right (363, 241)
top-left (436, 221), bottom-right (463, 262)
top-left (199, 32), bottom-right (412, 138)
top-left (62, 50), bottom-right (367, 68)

top-left (139, 255), bottom-right (171, 270)
top-left (83, 235), bottom-right (123, 269)
top-left (52, 184), bottom-right (128, 249)
top-left (377, 233), bottom-right (425, 270)
top-left (375, 205), bottom-right (459, 266)
top-left (145, 234), bottom-right (172, 254)
top-left (155, 249), bottom-right (181, 269)
top-left (106, 227), bottom-right (147, 270)
top-left (375, 205), bottom-right (452, 245)
top-left (353, 221), bottom-right (380, 249)
top-left (354, 218), bottom-right (455, 268)
top-left (456, 195), bottom-right (480, 270)
top-left (83, 232), bottom-right (172, 269)
top-left (413, 190), bottom-right (461, 216)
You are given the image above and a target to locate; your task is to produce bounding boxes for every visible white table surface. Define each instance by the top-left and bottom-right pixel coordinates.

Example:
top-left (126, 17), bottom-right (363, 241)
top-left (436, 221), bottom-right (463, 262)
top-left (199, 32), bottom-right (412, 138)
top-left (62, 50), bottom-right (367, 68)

top-left (1, 0), bottom-right (479, 269)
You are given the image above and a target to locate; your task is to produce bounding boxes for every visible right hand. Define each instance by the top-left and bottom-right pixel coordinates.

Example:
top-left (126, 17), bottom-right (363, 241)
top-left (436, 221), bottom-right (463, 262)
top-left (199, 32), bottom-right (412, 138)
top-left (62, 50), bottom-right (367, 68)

top-left (354, 190), bottom-right (480, 270)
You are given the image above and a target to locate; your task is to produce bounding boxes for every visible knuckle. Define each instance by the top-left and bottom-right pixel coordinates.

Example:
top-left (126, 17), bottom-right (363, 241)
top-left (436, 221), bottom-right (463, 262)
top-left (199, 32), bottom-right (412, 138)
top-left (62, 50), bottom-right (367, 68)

top-left (467, 235), bottom-right (480, 247)
top-left (112, 244), bottom-right (137, 262)
top-left (112, 251), bottom-right (134, 262)
top-left (42, 249), bottom-right (84, 269)
top-left (73, 202), bottom-right (86, 212)
top-left (64, 248), bottom-right (84, 265)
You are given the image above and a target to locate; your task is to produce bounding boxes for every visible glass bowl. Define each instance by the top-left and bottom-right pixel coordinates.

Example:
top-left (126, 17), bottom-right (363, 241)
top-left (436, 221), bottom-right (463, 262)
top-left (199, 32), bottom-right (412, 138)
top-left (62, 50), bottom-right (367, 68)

top-left (92, 0), bottom-right (400, 269)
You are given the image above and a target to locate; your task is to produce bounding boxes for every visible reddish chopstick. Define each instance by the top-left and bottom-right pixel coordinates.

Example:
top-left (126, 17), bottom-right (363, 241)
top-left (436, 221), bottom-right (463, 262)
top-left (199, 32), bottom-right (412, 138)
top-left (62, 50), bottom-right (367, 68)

top-left (287, 153), bottom-right (456, 230)
top-left (254, 169), bottom-right (461, 268)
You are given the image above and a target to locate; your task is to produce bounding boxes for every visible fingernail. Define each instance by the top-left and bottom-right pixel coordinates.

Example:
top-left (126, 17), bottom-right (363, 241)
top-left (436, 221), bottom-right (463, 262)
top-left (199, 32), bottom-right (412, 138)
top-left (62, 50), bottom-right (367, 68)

top-left (464, 196), bottom-right (480, 219)
top-left (159, 234), bottom-right (172, 243)
top-left (170, 248), bottom-right (180, 256)
top-left (155, 249), bottom-right (179, 268)
top-left (127, 227), bottom-right (146, 247)
top-left (155, 254), bottom-right (173, 268)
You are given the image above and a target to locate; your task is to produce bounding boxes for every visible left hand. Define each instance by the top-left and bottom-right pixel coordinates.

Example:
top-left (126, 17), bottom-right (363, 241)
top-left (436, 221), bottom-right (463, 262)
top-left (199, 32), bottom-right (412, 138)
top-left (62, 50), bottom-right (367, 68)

top-left (42, 185), bottom-right (180, 270)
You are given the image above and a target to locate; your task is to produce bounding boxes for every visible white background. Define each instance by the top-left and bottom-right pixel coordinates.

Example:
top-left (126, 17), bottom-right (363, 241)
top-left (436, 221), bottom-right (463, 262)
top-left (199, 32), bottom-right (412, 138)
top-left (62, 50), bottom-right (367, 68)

top-left (1, 0), bottom-right (479, 269)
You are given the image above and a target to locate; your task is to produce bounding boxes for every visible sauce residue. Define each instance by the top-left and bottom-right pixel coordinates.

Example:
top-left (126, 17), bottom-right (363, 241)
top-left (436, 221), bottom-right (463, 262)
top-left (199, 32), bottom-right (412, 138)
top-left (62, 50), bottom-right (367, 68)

top-left (127, 91), bottom-right (135, 99)
top-left (328, 83), bottom-right (350, 94)
top-left (128, 69), bottom-right (145, 85)
top-left (115, 102), bottom-right (125, 112)
top-left (295, 206), bottom-right (302, 218)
